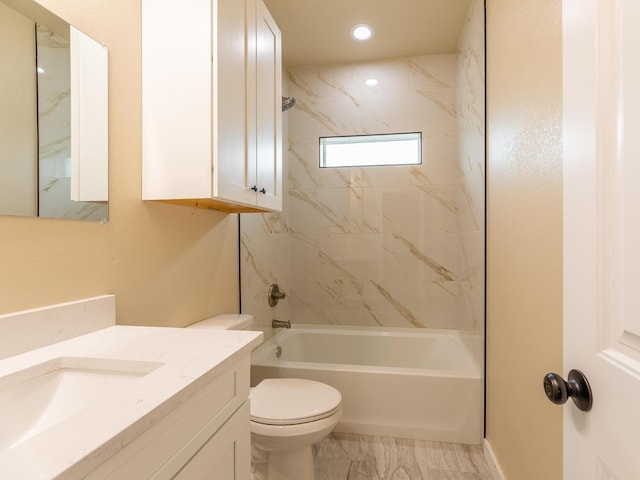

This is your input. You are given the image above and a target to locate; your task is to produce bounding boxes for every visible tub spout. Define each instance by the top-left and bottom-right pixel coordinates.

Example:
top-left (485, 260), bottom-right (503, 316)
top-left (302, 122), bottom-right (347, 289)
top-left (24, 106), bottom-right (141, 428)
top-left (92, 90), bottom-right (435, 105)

top-left (272, 319), bottom-right (291, 329)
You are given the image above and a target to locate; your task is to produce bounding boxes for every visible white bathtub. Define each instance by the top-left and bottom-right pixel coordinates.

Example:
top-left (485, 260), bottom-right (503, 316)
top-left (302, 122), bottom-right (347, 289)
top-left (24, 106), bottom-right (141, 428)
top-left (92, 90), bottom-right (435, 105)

top-left (250, 325), bottom-right (483, 444)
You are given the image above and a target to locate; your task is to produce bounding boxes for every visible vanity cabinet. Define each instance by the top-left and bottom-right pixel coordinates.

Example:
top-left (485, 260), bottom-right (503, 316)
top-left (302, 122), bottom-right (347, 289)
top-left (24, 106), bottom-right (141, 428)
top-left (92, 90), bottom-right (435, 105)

top-left (85, 356), bottom-right (252, 479)
top-left (142, 0), bottom-right (282, 213)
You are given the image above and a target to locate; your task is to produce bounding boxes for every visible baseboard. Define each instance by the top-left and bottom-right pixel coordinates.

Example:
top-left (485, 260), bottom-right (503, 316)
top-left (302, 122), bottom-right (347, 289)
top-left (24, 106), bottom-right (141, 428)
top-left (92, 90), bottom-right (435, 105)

top-left (484, 439), bottom-right (507, 480)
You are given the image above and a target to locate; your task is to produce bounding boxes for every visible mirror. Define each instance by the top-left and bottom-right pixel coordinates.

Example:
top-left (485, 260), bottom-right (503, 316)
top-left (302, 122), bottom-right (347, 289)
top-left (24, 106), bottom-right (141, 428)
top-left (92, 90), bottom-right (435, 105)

top-left (0, 0), bottom-right (108, 222)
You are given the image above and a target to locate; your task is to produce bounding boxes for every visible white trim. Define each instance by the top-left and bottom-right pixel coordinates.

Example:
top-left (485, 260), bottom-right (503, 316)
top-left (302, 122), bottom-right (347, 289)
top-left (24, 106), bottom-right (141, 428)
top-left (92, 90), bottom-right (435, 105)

top-left (484, 439), bottom-right (507, 480)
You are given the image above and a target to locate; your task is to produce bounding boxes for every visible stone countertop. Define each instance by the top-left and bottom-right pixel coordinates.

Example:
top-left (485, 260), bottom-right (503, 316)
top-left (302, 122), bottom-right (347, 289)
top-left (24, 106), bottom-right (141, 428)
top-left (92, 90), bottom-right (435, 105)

top-left (0, 325), bottom-right (263, 479)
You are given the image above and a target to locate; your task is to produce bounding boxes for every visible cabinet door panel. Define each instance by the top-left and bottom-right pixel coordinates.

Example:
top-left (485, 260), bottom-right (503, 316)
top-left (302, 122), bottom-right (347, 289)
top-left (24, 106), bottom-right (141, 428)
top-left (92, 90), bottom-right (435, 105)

top-left (214, 0), bottom-right (254, 206)
top-left (173, 402), bottom-right (250, 480)
top-left (255, 0), bottom-right (282, 211)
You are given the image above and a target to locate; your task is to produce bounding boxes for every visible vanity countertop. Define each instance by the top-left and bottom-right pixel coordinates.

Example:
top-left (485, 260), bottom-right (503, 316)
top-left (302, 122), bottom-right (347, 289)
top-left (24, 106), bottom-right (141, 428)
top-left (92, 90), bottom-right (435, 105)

top-left (0, 325), bottom-right (263, 479)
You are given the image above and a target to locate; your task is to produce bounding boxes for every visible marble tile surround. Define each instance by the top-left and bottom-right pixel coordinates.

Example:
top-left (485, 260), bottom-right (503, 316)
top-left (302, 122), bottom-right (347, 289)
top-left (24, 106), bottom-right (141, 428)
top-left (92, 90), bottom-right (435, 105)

top-left (241, 0), bottom-right (484, 337)
top-left (456, 0), bottom-right (485, 340)
top-left (313, 433), bottom-right (493, 480)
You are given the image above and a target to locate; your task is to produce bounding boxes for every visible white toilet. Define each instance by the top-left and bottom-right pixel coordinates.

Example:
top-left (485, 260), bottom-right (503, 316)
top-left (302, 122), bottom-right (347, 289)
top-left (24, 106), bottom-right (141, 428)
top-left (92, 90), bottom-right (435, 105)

top-left (187, 314), bottom-right (342, 480)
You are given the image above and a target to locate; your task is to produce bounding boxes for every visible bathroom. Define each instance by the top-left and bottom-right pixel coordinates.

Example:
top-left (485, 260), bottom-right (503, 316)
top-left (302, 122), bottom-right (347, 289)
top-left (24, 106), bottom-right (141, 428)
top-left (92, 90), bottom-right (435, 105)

top-left (2, 0), bottom-right (629, 478)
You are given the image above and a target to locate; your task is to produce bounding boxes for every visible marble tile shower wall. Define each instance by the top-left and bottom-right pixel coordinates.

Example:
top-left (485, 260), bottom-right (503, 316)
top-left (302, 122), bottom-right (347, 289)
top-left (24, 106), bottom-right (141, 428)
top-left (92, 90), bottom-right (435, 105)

top-left (285, 55), bottom-right (461, 330)
top-left (456, 0), bottom-right (486, 334)
top-left (241, 1), bottom-right (485, 335)
top-left (240, 203), bottom-right (291, 333)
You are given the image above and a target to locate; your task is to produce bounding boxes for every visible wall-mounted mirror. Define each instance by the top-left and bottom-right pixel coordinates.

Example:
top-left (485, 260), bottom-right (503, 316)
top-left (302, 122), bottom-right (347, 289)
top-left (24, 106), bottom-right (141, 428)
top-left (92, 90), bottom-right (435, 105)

top-left (0, 0), bottom-right (108, 222)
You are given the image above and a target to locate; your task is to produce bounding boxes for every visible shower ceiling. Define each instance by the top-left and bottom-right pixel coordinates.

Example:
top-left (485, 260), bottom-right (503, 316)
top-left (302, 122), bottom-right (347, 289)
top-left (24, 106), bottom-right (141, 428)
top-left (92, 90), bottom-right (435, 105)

top-left (263, 0), bottom-right (472, 66)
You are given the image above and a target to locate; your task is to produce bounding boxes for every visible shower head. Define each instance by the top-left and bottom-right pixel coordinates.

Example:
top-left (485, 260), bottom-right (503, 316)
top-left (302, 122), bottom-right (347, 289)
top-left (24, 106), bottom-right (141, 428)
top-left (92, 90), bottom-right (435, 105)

top-left (282, 96), bottom-right (296, 112)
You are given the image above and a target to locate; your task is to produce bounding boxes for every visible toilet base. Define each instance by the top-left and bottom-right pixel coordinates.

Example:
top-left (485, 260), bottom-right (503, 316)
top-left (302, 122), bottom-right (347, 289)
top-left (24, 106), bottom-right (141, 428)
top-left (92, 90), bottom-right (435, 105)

top-left (252, 445), bottom-right (315, 480)
top-left (249, 396), bottom-right (342, 480)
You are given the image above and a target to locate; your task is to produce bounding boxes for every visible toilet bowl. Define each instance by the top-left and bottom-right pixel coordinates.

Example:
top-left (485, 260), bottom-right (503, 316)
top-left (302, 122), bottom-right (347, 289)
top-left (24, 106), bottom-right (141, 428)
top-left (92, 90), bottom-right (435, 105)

top-left (187, 314), bottom-right (342, 480)
top-left (250, 378), bottom-right (342, 480)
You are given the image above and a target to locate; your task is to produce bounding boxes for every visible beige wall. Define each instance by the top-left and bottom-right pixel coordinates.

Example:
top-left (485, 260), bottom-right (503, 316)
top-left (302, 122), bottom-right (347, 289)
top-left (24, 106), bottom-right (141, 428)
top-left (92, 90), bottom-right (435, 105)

top-left (486, 0), bottom-right (563, 479)
top-left (0, 0), bottom-right (239, 326)
top-left (0, 3), bottom-right (37, 217)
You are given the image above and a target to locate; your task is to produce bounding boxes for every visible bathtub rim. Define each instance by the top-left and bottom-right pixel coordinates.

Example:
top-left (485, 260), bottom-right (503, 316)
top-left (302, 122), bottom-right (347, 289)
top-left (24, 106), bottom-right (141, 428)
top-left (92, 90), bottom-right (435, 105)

top-left (251, 324), bottom-right (482, 379)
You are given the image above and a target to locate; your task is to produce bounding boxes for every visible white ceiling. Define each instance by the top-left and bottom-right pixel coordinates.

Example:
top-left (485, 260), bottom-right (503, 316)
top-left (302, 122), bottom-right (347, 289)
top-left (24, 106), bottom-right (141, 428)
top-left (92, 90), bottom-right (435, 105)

top-left (263, 0), bottom-right (473, 67)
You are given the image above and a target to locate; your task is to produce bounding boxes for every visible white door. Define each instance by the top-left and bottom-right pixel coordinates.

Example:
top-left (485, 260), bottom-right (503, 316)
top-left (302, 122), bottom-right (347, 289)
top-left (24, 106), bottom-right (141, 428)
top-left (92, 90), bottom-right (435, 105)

top-left (563, 0), bottom-right (640, 478)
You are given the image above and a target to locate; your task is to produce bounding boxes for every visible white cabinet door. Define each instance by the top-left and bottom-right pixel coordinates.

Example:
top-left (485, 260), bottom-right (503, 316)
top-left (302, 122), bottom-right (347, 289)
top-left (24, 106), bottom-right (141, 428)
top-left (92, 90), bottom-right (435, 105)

top-left (563, 0), bottom-right (640, 478)
top-left (213, 0), bottom-right (254, 208)
top-left (173, 403), bottom-right (250, 480)
top-left (246, 0), bottom-right (282, 212)
top-left (254, 0), bottom-right (282, 211)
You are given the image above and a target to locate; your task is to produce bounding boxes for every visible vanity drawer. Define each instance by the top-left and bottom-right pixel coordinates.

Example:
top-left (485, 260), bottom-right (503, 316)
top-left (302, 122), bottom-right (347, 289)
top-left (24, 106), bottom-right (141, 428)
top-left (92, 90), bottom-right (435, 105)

top-left (85, 355), bottom-right (250, 479)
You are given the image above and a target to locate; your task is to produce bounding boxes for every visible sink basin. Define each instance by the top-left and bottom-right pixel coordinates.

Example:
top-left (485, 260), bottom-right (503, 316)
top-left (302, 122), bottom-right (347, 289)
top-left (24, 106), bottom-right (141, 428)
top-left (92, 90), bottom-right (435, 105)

top-left (0, 357), bottom-right (162, 452)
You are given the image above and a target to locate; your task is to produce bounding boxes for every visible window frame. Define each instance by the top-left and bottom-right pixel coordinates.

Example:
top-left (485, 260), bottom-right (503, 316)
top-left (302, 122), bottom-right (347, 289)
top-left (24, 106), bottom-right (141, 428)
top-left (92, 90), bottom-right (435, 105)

top-left (319, 132), bottom-right (422, 169)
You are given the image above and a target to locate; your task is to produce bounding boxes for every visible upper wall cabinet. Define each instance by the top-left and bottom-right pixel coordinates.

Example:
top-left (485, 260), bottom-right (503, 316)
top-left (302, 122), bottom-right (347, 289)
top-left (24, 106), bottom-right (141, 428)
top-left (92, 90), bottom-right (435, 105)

top-left (142, 0), bottom-right (282, 213)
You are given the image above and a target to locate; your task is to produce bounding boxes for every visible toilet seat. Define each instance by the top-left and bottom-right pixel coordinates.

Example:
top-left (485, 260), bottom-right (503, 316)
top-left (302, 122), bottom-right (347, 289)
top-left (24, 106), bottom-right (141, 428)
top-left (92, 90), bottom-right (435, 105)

top-left (250, 378), bottom-right (342, 426)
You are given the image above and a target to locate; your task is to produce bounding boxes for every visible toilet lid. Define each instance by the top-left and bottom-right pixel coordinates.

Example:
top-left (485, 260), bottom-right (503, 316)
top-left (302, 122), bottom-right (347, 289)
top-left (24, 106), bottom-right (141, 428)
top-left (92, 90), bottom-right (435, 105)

top-left (250, 378), bottom-right (342, 426)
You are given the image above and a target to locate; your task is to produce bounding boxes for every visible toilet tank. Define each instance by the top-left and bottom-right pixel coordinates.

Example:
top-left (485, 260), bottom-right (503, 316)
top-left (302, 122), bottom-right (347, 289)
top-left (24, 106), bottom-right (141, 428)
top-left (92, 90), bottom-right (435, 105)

top-left (187, 314), bottom-right (254, 331)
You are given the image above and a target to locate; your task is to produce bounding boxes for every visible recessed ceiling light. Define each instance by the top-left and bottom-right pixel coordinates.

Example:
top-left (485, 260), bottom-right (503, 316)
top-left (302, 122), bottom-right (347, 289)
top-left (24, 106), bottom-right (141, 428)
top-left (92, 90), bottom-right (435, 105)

top-left (351, 24), bottom-right (374, 41)
top-left (365, 78), bottom-right (378, 86)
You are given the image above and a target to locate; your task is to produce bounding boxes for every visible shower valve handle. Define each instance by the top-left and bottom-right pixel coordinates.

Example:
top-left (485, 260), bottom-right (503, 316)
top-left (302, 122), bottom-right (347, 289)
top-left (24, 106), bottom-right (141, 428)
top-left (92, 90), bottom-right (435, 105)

top-left (268, 284), bottom-right (286, 307)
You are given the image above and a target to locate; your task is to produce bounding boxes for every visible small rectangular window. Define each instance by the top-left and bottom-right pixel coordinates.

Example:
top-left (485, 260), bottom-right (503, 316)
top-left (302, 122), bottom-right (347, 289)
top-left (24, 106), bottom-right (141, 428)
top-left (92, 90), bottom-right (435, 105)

top-left (319, 132), bottom-right (421, 168)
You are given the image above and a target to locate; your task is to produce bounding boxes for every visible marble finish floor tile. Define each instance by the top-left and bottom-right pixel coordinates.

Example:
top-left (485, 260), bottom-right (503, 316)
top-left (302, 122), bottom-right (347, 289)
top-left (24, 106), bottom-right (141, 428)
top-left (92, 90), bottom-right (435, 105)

top-left (314, 433), bottom-right (492, 480)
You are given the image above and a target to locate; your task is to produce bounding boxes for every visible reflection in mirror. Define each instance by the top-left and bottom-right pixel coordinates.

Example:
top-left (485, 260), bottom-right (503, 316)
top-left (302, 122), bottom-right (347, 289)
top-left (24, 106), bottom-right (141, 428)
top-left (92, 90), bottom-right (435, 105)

top-left (0, 0), bottom-right (108, 222)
